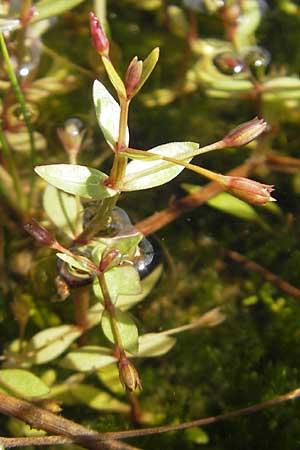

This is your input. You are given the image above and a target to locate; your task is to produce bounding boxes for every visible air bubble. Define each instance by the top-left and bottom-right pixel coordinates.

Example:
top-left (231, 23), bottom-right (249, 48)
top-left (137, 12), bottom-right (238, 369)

top-left (244, 46), bottom-right (271, 78)
top-left (213, 52), bottom-right (245, 75)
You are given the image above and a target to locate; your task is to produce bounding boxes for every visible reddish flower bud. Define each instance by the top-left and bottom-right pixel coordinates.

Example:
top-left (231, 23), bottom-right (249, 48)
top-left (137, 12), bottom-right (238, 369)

top-left (220, 176), bottom-right (275, 206)
top-left (24, 219), bottom-right (56, 247)
top-left (89, 12), bottom-right (109, 57)
top-left (125, 57), bottom-right (143, 99)
top-left (118, 357), bottom-right (142, 391)
top-left (223, 117), bottom-right (267, 147)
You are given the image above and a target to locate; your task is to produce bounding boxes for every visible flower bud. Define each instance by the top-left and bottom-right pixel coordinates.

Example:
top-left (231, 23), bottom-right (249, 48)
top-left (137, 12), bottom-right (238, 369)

top-left (223, 117), bottom-right (267, 147)
top-left (125, 57), bottom-right (143, 99)
top-left (89, 12), bottom-right (110, 58)
top-left (24, 219), bottom-right (56, 247)
top-left (118, 357), bottom-right (142, 391)
top-left (220, 176), bottom-right (275, 206)
top-left (57, 118), bottom-right (85, 164)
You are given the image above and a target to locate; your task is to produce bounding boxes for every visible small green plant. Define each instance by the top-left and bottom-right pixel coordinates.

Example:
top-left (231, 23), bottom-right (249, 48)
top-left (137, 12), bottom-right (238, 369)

top-left (2, 2), bottom-right (300, 449)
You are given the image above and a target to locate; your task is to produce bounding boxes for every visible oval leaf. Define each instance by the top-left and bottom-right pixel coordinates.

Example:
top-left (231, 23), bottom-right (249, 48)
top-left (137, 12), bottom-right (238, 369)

top-left (59, 346), bottom-right (116, 372)
top-left (122, 141), bottom-right (199, 191)
top-left (0, 369), bottom-right (50, 398)
top-left (25, 325), bottom-right (82, 364)
top-left (35, 164), bottom-right (116, 200)
top-left (33, 0), bottom-right (85, 22)
top-left (135, 333), bottom-right (176, 357)
top-left (94, 266), bottom-right (141, 304)
top-left (93, 79), bottom-right (129, 149)
top-left (101, 309), bottom-right (139, 353)
top-left (69, 384), bottom-right (129, 413)
top-left (43, 185), bottom-right (81, 238)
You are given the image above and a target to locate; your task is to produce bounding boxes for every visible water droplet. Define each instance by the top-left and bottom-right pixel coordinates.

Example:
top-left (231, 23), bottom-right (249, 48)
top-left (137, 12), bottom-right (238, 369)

top-left (17, 38), bottom-right (41, 80)
top-left (213, 52), bottom-right (245, 75)
top-left (64, 118), bottom-right (84, 137)
top-left (244, 46), bottom-right (270, 78)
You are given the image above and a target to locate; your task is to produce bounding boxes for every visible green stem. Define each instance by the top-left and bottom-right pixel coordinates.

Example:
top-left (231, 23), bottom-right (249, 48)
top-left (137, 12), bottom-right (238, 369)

top-left (97, 272), bottom-right (124, 352)
top-left (75, 194), bottom-right (119, 243)
top-left (0, 31), bottom-right (36, 209)
top-left (0, 126), bottom-right (24, 209)
top-left (110, 98), bottom-right (130, 188)
top-left (126, 147), bottom-right (225, 184)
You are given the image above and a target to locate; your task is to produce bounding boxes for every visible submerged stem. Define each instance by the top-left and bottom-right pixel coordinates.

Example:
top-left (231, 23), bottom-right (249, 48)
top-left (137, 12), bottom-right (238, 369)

top-left (0, 31), bottom-right (36, 209)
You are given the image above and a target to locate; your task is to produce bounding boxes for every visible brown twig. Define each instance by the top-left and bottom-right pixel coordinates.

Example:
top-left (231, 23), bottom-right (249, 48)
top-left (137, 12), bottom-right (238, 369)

top-left (226, 249), bottom-right (300, 298)
top-left (0, 392), bottom-right (140, 450)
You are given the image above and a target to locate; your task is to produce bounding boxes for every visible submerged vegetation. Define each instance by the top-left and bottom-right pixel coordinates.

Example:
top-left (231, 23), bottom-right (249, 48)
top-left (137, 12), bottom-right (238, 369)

top-left (1, 1), bottom-right (300, 449)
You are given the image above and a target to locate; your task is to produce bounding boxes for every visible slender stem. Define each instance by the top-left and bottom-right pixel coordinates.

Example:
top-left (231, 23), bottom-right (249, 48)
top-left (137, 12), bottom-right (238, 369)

top-left (126, 147), bottom-right (224, 184)
top-left (97, 272), bottom-right (124, 352)
top-left (0, 30), bottom-right (36, 208)
top-left (110, 98), bottom-right (130, 188)
top-left (75, 194), bottom-right (119, 243)
top-left (72, 286), bottom-right (90, 346)
top-left (0, 125), bottom-right (24, 209)
top-left (104, 387), bottom-right (300, 440)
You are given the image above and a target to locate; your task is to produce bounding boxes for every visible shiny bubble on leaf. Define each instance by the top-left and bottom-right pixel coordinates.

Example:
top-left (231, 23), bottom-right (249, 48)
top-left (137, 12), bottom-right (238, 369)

top-left (244, 46), bottom-right (271, 79)
top-left (213, 52), bottom-right (245, 76)
top-left (17, 38), bottom-right (41, 80)
top-left (64, 117), bottom-right (84, 137)
top-left (135, 237), bottom-right (162, 280)
top-left (57, 246), bottom-right (95, 288)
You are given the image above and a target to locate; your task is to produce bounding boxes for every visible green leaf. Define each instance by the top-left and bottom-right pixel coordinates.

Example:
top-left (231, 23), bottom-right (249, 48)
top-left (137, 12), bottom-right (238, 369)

top-left (101, 58), bottom-right (127, 100)
top-left (56, 253), bottom-right (93, 274)
top-left (33, 0), bottom-right (85, 22)
top-left (97, 230), bottom-right (143, 258)
top-left (93, 79), bottom-right (129, 149)
top-left (69, 384), bottom-right (129, 413)
top-left (43, 185), bottom-right (81, 238)
top-left (59, 346), bottom-right (116, 372)
top-left (25, 325), bottom-right (81, 364)
top-left (97, 364), bottom-right (124, 394)
top-left (122, 142), bottom-right (199, 191)
top-left (93, 266), bottom-right (142, 303)
top-left (0, 369), bottom-right (50, 398)
top-left (101, 308), bottom-right (139, 353)
top-left (35, 164), bottom-right (117, 200)
top-left (117, 264), bottom-right (163, 310)
top-left (135, 333), bottom-right (176, 357)
top-left (133, 47), bottom-right (160, 96)
top-left (184, 427), bottom-right (209, 445)
top-left (182, 183), bottom-right (268, 226)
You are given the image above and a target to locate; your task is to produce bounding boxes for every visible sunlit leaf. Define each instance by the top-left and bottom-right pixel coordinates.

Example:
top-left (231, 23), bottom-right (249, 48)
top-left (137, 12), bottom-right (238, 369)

top-left (101, 308), bottom-right (139, 353)
top-left (135, 333), bottom-right (176, 357)
top-left (0, 369), bottom-right (50, 398)
top-left (93, 79), bottom-right (129, 148)
top-left (97, 364), bottom-right (124, 394)
top-left (133, 48), bottom-right (160, 96)
top-left (117, 264), bottom-right (163, 309)
top-left (56, 253), bottom-right (93, 274)
top-left (93, 266), bottom-right (141, 303)
top-left (33, 0), bottom-right (85, 22)
top-left (101, 58), bottom-right (127, 99)
top-left (96, 229), bottom-right (143, 258)
top-left (59, 346), bottom-right (116, 371)
top-left (43, 185), bottom-right (81, 238)
top-left (35, 164), bottom-right (117, 200)
top-left (69, 384), bottom-right (129, 413)
top-left (122, 142), bottom-right (199, 191)
top-left (25, 325), bottom-right (81, 364)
